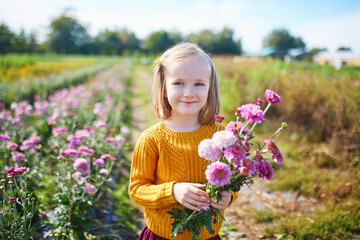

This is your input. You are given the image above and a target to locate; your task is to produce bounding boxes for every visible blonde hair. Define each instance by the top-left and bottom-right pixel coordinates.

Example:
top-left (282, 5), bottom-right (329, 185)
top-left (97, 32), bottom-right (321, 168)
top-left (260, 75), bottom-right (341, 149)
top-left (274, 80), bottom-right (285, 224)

top-left (151, 42), bottom-right (220, 125)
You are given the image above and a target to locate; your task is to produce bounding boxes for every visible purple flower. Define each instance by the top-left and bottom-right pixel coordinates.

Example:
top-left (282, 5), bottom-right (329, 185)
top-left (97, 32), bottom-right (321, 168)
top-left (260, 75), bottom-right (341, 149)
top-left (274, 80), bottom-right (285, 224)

top-left (238, 166), bottom-right (249, 176)
top-left (7, 167), bottom-right (28, 176)
top-left (99, 168), bottom-right (109, 175)
top-left (264, 89), bottom-right (281, 103)
top-left (198, 139), bottom-right (222, 162)
top-left (205, 161), bottom-right (231, 187)
top-left (212, 130), bottom-right (237, 150)
top-left (73, 158), bottom-right (90, 175)
top-left (84, 182), bottom-right (96, 194)
top-left (95, 121), bottom-right (107, 128)
top-left (199, 204), bottom-right (210, 211)
top-left (101, 154), bottom-right (112, 159)
top-left (265, 139), bottom-right (283, 165)
top-left (236, 104), bottom-right (265, 124)
top-left (93, 158), bottom-right (105, 167)
top-left (7, 142), bottom-right (18, 150)
top-left (10, 197), bottom-right (17, 203)
top-left (75, 129), bottom-right (90, 140)
top-left (255, 160), bottom-right (273, 180)
top-left (243, 158), bottom-right (256, 175)
top-left (0, 134), bottom-right (11, 142)
top-left (120, 126), bottom-right (130, 136)
top-left (224, 144), bottom-right (247, 164)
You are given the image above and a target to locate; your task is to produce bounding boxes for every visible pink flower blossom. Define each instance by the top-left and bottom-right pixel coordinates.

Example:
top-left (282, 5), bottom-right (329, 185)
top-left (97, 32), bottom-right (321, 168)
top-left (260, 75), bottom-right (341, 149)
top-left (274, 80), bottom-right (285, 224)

top-left (67, 135), bottom-right (81, 148)
top-left (10, 197), bottom-right (17, 203)
top-left (198, 139), bottom-right (222, 162)
top-left (7, 142), bottom-right (18, 150)
top-left (237, 104), bottom-right (265, 124)
top-left (99, 168), bottom-right (109, 175)
top-left (255, 160), bottom-right (273, 180)
top-left (212, 130), bottom-right (237, 150)
top-left (11, 151), bottom-right (25, 162)
top-left (120, 126), bottom-right (130, 136)
top-left (199, 204), bottom-right (210, 211)
top-left (73, 158), bottom-right (90, 175)
top-left (205, 161), bottom-right (231, 187)
top-left (101, 154), bottom-right (112, 159)
top-left (239, 166), bottom-right (249, 176)
top-left (264, 89), bottom-right (281, 103)
top-left (224, 144), bottom-right (247, 164)
top-left (93, 158), bottom-right (105, 167)
top-left (95, 121), bottom-right (107, 128)
top-left (243, 158), bottom-right (256, 175)
top-left (84, 182), bottom-right (96, 194)
top-left (52, 127), bottom-right (68, 136)
top-left (77, 146), bottom-right (95, 156)
top-left (60, 148), bottom-right (78, 157)
top-left (0, 134), bottom-right (11, 142)
top-left (72, 171), bottom-right (82, 179)
top-left (225, 121), bottom-right (249, 135)
top-left (75, 129), bottom-right (90, 140)
top-left (265, 139), bottom-right (283, 165)
top-left (7, 167), bottom-right (28, 176)
top-left (354, 81), bottom-right (359, 87)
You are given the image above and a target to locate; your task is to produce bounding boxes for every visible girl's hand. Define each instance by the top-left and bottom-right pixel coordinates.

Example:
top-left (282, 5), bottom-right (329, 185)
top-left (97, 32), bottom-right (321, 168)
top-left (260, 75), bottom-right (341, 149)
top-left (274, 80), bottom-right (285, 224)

top-left (173, 183), bottom-right (210, 211)
top-left (210, 191), bottom-right (231, 210)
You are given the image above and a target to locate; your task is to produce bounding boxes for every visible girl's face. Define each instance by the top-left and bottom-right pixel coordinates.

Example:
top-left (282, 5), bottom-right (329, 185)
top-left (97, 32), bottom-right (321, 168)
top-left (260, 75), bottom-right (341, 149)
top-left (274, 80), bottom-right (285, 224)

top-left (165, 56), bottom-right (211, 120)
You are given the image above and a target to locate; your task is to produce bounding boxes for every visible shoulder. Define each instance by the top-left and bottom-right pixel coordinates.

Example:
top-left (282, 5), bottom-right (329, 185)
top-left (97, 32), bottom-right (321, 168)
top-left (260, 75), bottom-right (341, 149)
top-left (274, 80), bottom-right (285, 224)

top-left (136, 122), bottom-right (163, 147)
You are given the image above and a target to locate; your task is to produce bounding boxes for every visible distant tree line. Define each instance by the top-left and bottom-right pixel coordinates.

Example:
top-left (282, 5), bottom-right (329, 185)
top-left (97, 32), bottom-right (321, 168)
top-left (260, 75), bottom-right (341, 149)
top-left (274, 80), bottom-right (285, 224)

top-left (0, 12), bottom-right (241, 55)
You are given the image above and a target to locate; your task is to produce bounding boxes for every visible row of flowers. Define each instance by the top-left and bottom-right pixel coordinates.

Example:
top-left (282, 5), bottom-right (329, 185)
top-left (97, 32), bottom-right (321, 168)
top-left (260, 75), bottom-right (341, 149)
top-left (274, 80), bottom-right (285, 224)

top-left (0, 65), bottom-right (133, 239)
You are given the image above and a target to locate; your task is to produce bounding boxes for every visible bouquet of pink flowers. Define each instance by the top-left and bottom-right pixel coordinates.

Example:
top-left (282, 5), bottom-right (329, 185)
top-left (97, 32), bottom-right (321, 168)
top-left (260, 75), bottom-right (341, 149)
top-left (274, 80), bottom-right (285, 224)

top-left (168, 90), bottom-right (287, 240)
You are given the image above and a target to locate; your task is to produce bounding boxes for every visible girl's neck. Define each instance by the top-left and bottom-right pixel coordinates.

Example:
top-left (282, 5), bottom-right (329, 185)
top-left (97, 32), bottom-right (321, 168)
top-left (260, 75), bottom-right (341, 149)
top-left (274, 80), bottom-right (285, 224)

top-left (163, 114), bottom-right (201, 132)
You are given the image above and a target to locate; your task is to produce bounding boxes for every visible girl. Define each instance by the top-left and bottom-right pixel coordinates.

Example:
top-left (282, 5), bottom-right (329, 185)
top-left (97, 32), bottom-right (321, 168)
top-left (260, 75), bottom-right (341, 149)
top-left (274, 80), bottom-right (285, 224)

top-left (129, 42), bottom-right (237, 240)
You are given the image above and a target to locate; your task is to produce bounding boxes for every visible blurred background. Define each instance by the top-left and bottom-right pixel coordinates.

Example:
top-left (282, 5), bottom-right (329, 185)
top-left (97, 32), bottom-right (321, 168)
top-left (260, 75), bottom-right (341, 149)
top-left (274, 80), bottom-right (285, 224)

top-left (0, 0), bottom-right (359, 239)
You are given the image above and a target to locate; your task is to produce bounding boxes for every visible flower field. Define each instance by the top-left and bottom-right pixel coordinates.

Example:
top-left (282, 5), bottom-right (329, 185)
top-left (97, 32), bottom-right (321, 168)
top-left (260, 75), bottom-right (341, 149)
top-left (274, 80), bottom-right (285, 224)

top-left (1, 56), bottom-right (140, 239)
top-left (1, 54), bottom-right (360, 239)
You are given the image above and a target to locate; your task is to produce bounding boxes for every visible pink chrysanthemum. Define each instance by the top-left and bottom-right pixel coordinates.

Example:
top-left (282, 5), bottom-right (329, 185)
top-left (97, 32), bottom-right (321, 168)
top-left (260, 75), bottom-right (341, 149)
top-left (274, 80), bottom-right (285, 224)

top-left (238, 166), bottom-right (249, 176)
top-left (0, 134), bottom-right (11, 142)
top-left (236, 104), bottom-right (265, 124)
top-left (264, 89), bottom-right (281, 103)
top-left (73, 158), bottom-right (90, 175)
top-left (7, 142), bottom-right (18, 150)
top-left (243, 158), bottom-right (256, 175)
top-left (265, 139), bottom-right (283, 165)
top-left (101, 154), bottom-right (112, 159)
top-left (77, 146), bottom-right (95, 156)
top-left (72, 171), bottom-right (82, 179)
top-left (212, 131), bottom-right (237, 150)
top-left (93, 158), bottom-right (105, 167)
top-left (225, 121), bottom-right (249, 135)
top-left (99, 168), bottom-right (109, 175)
top-left (224, 144), bottom-right (247, 165)
top-left (255, 160), bottom-right (273, 180)
top-left (60, 148), bottom-right (78, 157)
top-left (198, 139), bottom-right (222, 162)
top-left (257, 98), bottom-right (265, 105)
top-left (10, 197), bottom-right (17, 203)
top-left (11, 151), bottom-right (25, 162)
top-left (84, 182), bottom-right (96, 194)
top-left (205, 161), bottom-right (231, 187)
top-left (52, 127), bottom-right (67, 136)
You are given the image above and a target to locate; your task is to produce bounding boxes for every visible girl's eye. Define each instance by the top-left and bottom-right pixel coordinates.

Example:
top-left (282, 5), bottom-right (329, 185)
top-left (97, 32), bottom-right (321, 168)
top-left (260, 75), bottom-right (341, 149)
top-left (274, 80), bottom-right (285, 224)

top-left (174, 82), bottom-right (183, 86)
top-left (195, 82), bottom-right (205, 86)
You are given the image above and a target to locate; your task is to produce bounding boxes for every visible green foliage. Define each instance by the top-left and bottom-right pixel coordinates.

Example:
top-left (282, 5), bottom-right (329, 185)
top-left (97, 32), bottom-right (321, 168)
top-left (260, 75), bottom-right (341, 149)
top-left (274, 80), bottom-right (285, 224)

top-left (263, 28), bottom-right (305, 50)
top-left (168, 207), bottom-right (224, 240)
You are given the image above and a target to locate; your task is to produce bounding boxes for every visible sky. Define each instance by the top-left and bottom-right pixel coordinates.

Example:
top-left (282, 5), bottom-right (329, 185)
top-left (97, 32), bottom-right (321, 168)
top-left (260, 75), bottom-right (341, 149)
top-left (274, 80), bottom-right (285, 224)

top-left (1, 0), bottom-right (360, 53)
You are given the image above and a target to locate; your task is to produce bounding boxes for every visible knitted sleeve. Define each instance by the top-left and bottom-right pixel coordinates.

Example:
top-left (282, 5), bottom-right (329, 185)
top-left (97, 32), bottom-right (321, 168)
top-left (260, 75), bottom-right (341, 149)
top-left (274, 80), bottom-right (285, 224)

top-left (128, 131), bottom-right (177, 208)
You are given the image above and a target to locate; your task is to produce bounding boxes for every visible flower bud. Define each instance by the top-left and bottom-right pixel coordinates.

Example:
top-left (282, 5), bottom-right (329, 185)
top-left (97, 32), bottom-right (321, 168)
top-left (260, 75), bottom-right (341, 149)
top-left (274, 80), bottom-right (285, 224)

top-left (0, 186), bottom-right (3, 190)
top-left (57, 230), bottom-right (61, 234)
top-left (8, 181), bottom-right (13, 184)
top-left (281, 122), bottom-right (288, 128)
top-left (241, 140), bottom-right (251, 151)
top-left (239, 166), bottom-right (249, 176)
top-left (214, 115), bottom-right (225, 123)
top-left (1, 179), bottom-right (5, 182)
top-left (257, 98), bottom-right (265, 105)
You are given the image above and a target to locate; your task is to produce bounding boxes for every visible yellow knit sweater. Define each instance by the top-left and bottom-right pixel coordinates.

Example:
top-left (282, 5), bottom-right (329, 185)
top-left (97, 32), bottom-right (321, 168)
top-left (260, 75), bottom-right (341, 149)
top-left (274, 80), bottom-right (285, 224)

top-left (129, 121), bottom-right (237, 240)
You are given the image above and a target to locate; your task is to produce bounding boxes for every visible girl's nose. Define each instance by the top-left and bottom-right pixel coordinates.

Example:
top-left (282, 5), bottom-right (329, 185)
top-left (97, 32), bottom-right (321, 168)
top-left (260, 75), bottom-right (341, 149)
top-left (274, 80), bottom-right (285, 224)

top-left (183, 86), bottom-right (195, 98)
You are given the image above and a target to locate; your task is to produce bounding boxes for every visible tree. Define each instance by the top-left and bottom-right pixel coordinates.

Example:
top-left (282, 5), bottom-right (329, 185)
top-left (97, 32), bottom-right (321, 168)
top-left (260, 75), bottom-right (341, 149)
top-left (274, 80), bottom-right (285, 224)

top-left (0, 23), bottom-right (14, 53)
top-left (337, 46), bottom-right (352, 52)
top-left (263, 28), bottom-right (305, 51)
top-left (143, 31), bottom-right (175, 53)
top-left (47, 12), bottom-right (91, 54)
